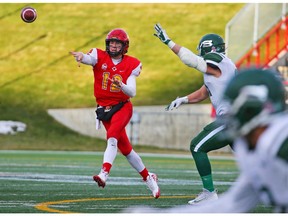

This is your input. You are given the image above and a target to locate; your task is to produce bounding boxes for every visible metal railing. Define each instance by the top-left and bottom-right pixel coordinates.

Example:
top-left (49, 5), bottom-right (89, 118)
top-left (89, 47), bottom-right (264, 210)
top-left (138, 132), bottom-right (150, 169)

top-left (236, 15), bottom-right (288, 68)
top-left (226, 3), bottom-right (288, 68)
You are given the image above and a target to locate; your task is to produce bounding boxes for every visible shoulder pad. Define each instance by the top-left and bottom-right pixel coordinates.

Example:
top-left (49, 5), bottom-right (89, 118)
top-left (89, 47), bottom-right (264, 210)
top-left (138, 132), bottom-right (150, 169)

top-left (203, 52), bottom-right (224, 63)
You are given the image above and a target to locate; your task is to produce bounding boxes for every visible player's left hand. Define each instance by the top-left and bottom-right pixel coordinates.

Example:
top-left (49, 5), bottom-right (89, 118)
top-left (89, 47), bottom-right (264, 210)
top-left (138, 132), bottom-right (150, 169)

top-left (154, 23), bottom-right (171, 45)
top-left (70, 51), bottom-right (83, 67)
top-left (109, 77), bottom-right (122, 88)
top-left (166, 96), bottom-right (189, 111)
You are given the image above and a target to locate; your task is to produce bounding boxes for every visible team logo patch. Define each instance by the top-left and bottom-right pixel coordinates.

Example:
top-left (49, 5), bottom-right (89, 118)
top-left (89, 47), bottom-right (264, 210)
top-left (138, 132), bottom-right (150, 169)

top-left (101, 63), bottom-right (107, 70)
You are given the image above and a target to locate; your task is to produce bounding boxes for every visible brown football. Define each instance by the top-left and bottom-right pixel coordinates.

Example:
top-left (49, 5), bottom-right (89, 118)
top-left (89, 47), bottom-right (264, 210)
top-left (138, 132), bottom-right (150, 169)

top-left (21, 7), bottom-right (37, 23)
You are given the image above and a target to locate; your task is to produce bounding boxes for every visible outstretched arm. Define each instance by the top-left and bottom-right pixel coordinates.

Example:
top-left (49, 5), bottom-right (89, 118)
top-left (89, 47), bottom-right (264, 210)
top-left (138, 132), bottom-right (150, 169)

top-left (166, 85), bottom-right (208, 111)
top-left (70, 51), bottom-right (97, 67)
top-left (154, 23), bottom-right (207, 73)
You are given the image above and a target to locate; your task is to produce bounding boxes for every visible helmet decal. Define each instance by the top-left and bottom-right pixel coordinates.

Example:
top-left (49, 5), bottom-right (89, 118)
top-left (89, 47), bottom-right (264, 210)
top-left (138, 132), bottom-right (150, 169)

top-left (200, 40), bottom-right (213, 48)
top-left (197, 33), bottom-right (225, 57)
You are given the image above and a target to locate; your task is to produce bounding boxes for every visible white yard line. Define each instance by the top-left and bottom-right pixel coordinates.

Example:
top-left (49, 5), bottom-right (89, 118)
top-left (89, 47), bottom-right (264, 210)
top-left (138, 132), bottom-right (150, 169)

top-left (0, 172), bottom-right (235, 186)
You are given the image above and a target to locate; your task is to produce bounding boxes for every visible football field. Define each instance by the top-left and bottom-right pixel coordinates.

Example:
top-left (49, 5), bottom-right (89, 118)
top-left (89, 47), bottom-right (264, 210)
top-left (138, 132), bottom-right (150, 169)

top-left (0, 150), bottom-right (272, 213)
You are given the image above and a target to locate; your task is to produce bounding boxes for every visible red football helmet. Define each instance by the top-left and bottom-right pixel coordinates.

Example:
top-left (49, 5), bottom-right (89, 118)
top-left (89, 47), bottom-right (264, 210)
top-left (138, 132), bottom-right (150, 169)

top-left (105, 28), bottom-right (129, 57)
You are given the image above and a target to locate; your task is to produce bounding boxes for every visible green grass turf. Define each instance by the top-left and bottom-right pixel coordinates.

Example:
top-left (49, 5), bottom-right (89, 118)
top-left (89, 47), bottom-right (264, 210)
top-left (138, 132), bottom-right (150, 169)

top-left (0, 3), bottom-right (244, 107)
top-left (0, 150), bottom-right (273, 213)
top-left (0, 3), bottom-right (243, 151)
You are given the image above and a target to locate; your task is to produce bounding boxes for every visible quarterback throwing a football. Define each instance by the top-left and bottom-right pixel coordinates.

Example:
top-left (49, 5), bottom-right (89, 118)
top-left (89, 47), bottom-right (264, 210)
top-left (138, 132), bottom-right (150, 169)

top-left (70, 28), bottom-right (160, 199)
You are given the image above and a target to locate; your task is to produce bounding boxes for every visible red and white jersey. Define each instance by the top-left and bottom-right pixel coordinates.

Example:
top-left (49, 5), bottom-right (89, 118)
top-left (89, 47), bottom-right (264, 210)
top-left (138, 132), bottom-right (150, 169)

top-left (87, 48), bottom-right (142, 106)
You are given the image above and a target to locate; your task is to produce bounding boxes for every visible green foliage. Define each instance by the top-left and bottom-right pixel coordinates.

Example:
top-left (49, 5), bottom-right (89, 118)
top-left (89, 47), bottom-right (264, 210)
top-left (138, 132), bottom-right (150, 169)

top-left (0, 3), bottom-right (243, 150)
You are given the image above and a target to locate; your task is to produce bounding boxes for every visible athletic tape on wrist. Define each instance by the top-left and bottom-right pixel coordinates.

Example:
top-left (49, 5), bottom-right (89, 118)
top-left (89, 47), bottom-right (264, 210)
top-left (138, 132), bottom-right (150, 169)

top-left (168, 41), bottom-right (175, 49)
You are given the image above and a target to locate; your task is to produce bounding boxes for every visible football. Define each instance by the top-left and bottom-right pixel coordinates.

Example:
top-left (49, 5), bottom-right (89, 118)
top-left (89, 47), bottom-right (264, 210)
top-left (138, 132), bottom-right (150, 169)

top-left (20, 6), bottom-right (37, 23)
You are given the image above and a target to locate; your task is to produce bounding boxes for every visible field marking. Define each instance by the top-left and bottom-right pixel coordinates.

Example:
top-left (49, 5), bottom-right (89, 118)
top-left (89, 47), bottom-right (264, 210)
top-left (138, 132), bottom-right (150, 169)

top-left (35, 195), bottom-right (194, 213)
top-left (0, 172), bottom-right (235, 186)
top-left (1, 150), bottom-right (236, 213)
top-left (0, 150), bottom-right (235, 160)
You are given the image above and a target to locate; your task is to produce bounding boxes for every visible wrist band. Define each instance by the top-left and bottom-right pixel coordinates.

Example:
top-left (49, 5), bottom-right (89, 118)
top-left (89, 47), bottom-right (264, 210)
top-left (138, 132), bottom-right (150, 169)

top-left (168, 41), bottom-right (175, 49)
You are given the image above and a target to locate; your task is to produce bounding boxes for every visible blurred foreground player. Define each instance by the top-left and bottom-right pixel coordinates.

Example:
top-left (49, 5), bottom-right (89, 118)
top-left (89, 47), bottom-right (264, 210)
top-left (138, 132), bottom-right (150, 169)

top-left (125, 68), bottom-right (288, 212)
top-left (70, 28), bottom-right (160, 199)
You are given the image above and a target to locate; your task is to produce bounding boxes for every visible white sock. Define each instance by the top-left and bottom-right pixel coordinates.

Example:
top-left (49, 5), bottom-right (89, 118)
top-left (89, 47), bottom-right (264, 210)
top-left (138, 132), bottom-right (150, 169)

top-left (126, 149), bottom-right (145, 172)
top-left (103, 137), bottom-right (118, 165)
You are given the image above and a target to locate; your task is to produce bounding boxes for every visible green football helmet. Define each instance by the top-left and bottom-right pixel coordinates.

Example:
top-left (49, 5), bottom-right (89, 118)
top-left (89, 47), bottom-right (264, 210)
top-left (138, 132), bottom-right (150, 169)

top-left (197, 33), bottom-right (225, 57)
top-left (222, 68), bottom-right (286, 137)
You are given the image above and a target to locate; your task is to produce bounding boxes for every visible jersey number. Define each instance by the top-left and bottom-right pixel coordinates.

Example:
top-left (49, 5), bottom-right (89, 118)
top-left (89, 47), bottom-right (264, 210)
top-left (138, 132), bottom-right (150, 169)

top-left (102, 72), bottom-right (122, 92)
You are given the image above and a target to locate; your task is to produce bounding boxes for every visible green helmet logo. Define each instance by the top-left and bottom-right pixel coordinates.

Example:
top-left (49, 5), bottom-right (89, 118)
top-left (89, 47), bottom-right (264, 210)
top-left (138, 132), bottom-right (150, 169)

top-left (197, 33), bottom-right (225, 57)
top-left (222, 68), bottom-right (286, 137)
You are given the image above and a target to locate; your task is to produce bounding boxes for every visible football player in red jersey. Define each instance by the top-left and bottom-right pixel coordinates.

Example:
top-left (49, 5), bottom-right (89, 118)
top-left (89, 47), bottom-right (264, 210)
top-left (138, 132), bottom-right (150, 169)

top-left (70, 28), bottom-right (160, 199)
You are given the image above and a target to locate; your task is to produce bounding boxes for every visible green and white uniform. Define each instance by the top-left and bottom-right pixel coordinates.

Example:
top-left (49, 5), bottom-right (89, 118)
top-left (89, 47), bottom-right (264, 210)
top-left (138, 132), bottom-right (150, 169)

top-left (191, 52), bottom-right (237, 152)
top-left (166, 114), bottom-right (288, 213)
top-left (190, 52), bottom-right (237, 192)
top-left (203, 52), bottom-right (237, 116)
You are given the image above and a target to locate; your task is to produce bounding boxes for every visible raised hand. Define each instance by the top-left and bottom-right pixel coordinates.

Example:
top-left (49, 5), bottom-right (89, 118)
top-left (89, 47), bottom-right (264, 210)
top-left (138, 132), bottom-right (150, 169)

top-left (154, 23), bottom-right (171, 45)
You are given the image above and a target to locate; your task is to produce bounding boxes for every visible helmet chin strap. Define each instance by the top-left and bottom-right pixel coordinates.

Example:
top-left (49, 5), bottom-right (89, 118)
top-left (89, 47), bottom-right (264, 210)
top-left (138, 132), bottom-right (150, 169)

top-left (106, 39), bottom-right (126, 57)
top-left (108, 50), bottom-right (122, 58)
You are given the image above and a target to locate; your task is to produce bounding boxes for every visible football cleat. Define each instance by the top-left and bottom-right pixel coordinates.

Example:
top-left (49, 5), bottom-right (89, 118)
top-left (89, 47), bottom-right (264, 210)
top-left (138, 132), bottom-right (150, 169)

top-left (145, 172), bottom-right (160, 199)
top-left (93, 170), bottom-right (109, 188)
top-left (188, 188), bottom-right (218, 205)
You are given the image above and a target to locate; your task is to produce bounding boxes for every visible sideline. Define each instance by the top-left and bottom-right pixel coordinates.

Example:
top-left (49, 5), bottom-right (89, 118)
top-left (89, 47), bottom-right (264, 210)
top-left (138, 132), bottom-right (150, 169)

top-left (0, 150), bottom-right (235, 160)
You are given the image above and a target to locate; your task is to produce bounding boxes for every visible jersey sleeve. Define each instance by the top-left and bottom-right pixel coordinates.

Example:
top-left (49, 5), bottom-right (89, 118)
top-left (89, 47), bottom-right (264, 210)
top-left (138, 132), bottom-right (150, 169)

top-left (126, 55), bottom-right (142, 77)
top-left (131, 62), bottom-right (142, 77)
top-left (86, 48), bottom-right (98, 65)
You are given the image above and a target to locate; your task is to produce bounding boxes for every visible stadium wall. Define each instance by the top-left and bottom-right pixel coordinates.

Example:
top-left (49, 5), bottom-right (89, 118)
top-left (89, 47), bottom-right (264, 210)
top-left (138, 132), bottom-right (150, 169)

top-left (48, 105), bottom-right (231, 152)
